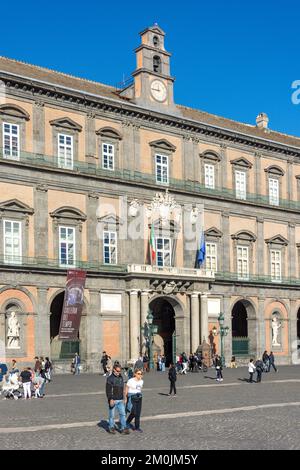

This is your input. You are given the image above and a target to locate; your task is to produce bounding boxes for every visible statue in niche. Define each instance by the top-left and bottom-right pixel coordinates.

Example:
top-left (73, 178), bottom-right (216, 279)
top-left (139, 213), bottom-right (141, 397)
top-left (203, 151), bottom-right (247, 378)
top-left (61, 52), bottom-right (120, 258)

top-left (271, 315), bottom-right (282, 346)
top-left (7, 311), bottom-right (21, 349)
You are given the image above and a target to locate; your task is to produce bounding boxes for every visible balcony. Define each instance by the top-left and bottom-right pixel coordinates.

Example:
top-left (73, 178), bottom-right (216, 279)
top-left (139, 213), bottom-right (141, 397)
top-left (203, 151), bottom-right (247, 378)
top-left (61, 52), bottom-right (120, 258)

top-left (127, 264), bottom-right (215, 279)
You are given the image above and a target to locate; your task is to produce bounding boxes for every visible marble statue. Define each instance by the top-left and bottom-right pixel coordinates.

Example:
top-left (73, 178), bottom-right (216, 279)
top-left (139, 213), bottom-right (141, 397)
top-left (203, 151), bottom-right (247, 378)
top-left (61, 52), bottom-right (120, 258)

top-left (7, 311), bottom-right (21, 349)
top-left (271, 316), bottom-right (282, 346)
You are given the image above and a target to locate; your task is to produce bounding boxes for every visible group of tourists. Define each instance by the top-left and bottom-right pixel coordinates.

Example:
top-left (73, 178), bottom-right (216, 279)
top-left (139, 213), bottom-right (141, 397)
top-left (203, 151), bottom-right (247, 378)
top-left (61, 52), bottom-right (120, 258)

top-left (0, 357), bottom-right (52, 399)
top-left (248, 351), bottom-right (277, 383)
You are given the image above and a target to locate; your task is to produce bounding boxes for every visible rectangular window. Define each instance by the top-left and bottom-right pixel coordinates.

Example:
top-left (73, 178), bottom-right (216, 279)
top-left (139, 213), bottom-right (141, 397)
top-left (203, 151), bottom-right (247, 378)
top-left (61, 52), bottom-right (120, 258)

top-left (103, 231), bottom-right (117, 264)
top-left (102, 143), bottom-right (114, 170)
top-left (237, 245), bottom-right (249, 279)
top-left (59, 226), bottom-right (75, 266)
top-left (271, 250), bottom-right (281, 281)
top-left (235, 171), bottom-right (246, 200)
top-left (269, 178), bottom-right (279, 206)
top-left (206, 242), bottom-right (217, 272)
top-left (156, 237), bottom-right (171, 267)
top-left (204, 164), bottom-right (215, 189)
top-left (3, 122), bottom-right (20, 160)
top-left (58, 134), bottom-right (73, 169)
top-left (3, 220), bottom-right (22, 264)
top-left (155, 154), bottom-right (169, 184)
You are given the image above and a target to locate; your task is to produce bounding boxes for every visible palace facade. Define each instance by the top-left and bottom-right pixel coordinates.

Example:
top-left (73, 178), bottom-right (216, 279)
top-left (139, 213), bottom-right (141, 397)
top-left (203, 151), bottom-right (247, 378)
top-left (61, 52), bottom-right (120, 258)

top-left (0, 24), bottom-right (299, 370)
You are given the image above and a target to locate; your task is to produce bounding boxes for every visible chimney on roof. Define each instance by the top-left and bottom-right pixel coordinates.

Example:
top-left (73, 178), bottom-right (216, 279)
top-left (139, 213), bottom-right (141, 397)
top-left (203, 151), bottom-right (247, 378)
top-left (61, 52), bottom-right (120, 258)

top-left (256, 112), bottom-right (269, 129)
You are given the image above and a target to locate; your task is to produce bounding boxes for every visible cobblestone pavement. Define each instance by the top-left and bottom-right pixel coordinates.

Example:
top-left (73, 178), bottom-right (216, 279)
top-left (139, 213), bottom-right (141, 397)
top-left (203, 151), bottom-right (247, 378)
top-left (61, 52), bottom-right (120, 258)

top-left (0, 366), bottom-right (299, 450)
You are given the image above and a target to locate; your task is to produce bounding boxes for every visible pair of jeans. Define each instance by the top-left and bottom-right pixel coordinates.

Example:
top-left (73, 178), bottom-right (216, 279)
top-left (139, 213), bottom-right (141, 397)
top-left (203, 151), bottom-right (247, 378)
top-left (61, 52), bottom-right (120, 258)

top-left (108, 400), bottom-right (126, 430)
top-left (126, 395), bottom-right (142, 430)
top-left (169, 380), bottom-right (176, 395)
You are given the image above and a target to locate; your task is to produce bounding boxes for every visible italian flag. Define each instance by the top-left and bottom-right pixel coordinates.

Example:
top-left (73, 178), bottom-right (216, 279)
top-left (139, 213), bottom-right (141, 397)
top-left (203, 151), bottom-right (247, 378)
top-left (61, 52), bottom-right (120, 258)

top-left (150, 223), bottom-right (156, 264)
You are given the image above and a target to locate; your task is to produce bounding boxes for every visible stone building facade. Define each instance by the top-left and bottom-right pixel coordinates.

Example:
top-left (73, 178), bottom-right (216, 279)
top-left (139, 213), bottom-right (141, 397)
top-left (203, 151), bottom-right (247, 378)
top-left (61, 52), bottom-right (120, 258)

top-left (0, 24), bottom-right (299, 370)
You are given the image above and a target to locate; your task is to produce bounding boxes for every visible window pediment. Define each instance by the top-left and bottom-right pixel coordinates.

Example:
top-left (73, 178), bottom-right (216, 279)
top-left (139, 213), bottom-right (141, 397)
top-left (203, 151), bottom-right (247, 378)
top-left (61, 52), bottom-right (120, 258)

top-left (265, 235), bottom-right (288, 246)
top-left (96, 127), bottom-right (122, 140)
top-left (0, 104), bottom-right (30, 121)
top-left (231, 231), bottom-right (256, 242)
top-left (0, 199), bottom-right (34, 215)
top-left (149, 139), bottom-right (176, 152)
top-left (49, 117), bottom-right (82, 132)
top-left (50, 207), bottom-right (86, 222)
top-left (264, 165), bottom-right (284, 176)
top-left (205, 227), bottom-right (223, 239)
top-left (230, 158), bottom-right (252, 169)
top-left (97, 213), bottom-right (124, 226)
top-left (200, 151), bottom-right (221, 163)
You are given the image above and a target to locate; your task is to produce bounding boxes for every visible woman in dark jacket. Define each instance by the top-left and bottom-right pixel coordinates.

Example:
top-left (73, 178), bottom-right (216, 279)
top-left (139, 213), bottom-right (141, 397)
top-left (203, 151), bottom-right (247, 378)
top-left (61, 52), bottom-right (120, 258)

top-left (168, 363), bottom-right (177, 396)
top-left (215, 355), bottom-right (223, 382)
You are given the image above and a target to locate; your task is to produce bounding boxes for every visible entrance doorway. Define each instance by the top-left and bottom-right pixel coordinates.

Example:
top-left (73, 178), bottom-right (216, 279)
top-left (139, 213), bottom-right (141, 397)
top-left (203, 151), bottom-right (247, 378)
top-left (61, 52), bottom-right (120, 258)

top-left (232, 300), bottom-right (249, 356)
top-left (149, 297), bottom-right (175, 366)
top-left (297, 308), bottom-right (300, 348)
top-left (50, 292), bottom-right (80, 360)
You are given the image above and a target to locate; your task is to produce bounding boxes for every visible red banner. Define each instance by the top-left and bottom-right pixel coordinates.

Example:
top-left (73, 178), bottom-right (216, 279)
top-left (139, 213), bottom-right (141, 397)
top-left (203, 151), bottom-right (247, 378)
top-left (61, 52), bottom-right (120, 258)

top-left (58, 269), bottom-right (87, 340)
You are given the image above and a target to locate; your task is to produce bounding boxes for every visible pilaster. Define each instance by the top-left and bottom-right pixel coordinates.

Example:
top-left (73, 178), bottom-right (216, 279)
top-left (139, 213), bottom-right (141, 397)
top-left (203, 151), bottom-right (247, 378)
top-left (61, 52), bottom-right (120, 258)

top-left (191, 292), bottom-right (200, 352)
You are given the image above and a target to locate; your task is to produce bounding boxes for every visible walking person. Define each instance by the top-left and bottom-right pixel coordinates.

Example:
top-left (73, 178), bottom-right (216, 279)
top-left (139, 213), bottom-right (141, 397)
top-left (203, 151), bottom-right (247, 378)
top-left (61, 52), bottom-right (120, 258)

top-left (106, 363), bottom-right (129, 434)
top-left (125, 368), bottom-right (144, 432)
top-left (215, 355), bottom-right (223, 382)
top-left (255, 358), bottom-right (264, 383)
top-left (248, 358), bottom-right (256, 383)
top-left (262, 350), bottom-right (269, 372)
top-left (73, 352), bottom-right (81, 375)
top-left (100, 351), bottom-right (108, 376)
top-left (45, 357), bottom-right (52, 382)
top-left (168, 362), bottom-right (177, 396)
top-left (268, 352), bottom-right (277, 372)
top-left (20, 367), bottom-right (32, 399)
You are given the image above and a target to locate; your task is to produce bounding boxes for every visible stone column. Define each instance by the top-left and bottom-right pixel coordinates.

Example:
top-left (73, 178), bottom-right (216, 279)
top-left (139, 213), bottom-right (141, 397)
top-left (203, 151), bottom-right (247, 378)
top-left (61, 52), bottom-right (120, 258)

top-left (33, 101), bottom-right (45, 155)
top-left (223, 295), bottom-right (232, 365)
top-left (191, 292), bottom-right (200, 352)
top-left (256, 217), bottom-right (264, 277)
top-left (34, 185), bottom-right (48, 259)
top-left (257, 297), bottom-right (266, 358)
top-left (221, 211), bottom-right (230, 273)
top-left (122, 121), bottom-right (135, 171)
top-left (193, 138), bottom-right (200, 183)
top-left (255, 152), bottom-right (261, 197)
top-left (289, 299), bottom-right (297, 364)
top-left (85, 289), bottom-right (101, 372)
top-left (200, 294), bottom-right (209, 344)
top-left (129, 290), bottom-right (140, 360)
top-left (36, 287), bottom-right (50, 357)
top-left (183, 135), bottom-right (194, 181)
top-left (133, 123), bottom-right (141, 172)
top-left (140, 291), bottom-right (149, 352)
top-left (288, 223), bottom-right (296, 279)
top-left (220, 143), bottom-right (227, 189)
top-left (87, 193), bottom-right (100, 265)
top-left (287, 160), bottom-right (293, 201)
top-left (85, 113), bottom-right (96, 166)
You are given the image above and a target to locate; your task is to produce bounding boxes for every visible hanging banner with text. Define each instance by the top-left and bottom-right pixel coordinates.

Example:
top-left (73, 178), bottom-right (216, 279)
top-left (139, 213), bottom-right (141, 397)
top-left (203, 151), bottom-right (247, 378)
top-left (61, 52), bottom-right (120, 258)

top-left (58, 269), bottom-right (87, 340)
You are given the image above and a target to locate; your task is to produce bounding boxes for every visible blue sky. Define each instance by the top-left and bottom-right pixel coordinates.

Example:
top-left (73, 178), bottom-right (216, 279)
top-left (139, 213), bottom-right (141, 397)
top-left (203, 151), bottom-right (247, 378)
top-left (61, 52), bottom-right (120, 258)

top-left (1, 0), bottom-right (300, 136)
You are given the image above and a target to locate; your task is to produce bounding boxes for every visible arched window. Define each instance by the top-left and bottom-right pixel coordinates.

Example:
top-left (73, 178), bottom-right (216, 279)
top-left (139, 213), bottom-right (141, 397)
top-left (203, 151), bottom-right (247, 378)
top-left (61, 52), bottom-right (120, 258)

top-left (153, 36), bottom-right (159, 47)
top-left (153, 56), bottom-right (162, 73)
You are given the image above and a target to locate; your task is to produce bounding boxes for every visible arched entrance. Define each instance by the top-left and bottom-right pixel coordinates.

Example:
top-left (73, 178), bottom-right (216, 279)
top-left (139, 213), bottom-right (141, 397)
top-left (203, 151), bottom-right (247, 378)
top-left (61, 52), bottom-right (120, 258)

top-left (50, 292), bottom-right (80, 360)
top-left (149, 297), bottom-right (176, 366)
top-left (297, 308), bottom-right (300, 348)
top-left (231, 300), bottom-right (255, 357)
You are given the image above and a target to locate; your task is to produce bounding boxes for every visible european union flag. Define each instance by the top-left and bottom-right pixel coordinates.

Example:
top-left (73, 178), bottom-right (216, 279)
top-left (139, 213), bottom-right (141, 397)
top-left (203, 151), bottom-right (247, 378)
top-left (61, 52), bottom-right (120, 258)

top-left (197, 230), bottom-right (206, 267)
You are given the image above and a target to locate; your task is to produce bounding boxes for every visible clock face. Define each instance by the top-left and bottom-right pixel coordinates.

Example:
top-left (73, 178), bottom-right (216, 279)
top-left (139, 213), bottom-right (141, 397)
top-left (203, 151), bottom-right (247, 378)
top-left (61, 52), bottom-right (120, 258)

top-left (150, 80), bottom-right (167, 102)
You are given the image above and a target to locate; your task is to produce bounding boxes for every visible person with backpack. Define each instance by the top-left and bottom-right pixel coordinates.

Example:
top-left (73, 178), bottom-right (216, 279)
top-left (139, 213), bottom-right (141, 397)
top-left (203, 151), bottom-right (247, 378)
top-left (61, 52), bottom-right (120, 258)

top-left (255, 358), bottom-right (264, 383)
top-left (168, 362), bottom-right (177, 396)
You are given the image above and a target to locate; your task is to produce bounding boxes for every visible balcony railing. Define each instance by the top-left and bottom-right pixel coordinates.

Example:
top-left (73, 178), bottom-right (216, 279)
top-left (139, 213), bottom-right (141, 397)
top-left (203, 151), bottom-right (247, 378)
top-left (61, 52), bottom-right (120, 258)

top-left (0, 256), bottom-right (127, 273)
top-left (127, 264), bottom-right (215, 278)
top-left (1, 148), bottom-right (300, 212)
top-left (216, 271), bottom-right (300, 286)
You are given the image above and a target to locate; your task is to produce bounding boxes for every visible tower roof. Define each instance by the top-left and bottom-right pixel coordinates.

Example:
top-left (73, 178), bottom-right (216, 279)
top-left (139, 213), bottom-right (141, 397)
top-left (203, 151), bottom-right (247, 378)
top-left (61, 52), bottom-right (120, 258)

top-left (139, 24), bottom-right (166, 36)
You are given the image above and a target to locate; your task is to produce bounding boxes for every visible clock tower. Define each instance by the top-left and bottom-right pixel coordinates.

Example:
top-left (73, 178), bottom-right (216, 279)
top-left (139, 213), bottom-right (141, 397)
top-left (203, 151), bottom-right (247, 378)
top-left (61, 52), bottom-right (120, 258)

top-left (121, 24), bottom-right (176, 112)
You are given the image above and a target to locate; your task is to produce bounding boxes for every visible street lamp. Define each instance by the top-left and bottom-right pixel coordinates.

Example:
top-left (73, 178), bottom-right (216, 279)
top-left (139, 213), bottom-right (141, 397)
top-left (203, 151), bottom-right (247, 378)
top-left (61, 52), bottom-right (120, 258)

top-left (212, 313), bottom-right (229, 367)
top-left (141, 309), bottom-right (158, 370)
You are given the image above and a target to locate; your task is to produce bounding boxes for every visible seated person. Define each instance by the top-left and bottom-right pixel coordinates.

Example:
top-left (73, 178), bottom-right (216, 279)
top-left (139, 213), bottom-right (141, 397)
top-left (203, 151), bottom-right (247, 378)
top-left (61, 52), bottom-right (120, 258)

top-left (0, 363), bottom-right (8, 382)
top-left (230, 356), bottom-right (237, 368)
